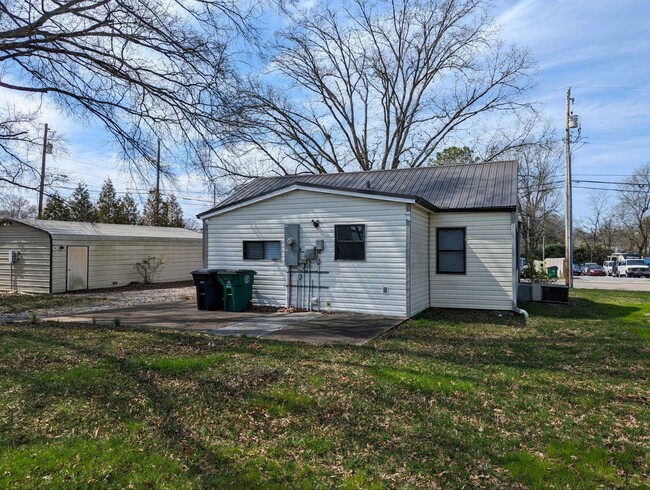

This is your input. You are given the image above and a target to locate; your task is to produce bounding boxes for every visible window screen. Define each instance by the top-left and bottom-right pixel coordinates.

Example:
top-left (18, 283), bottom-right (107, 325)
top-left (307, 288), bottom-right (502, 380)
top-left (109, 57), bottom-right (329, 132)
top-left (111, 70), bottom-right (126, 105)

top-left (335, 224), bottom-right (365, 260)
top-left (243, 241), bottom-right (281, 260)
top-left (437, 228), bottom-right (465, 274)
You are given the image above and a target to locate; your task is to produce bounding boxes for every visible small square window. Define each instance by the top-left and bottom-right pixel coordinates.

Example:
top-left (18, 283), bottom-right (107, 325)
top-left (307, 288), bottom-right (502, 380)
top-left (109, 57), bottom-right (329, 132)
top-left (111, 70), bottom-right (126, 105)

top-left (437, 228), bottom-right (465, 274)
top-left (243, 241), bottom-right (281, 260)
top-left (335, 224), bottom-right (365, 260)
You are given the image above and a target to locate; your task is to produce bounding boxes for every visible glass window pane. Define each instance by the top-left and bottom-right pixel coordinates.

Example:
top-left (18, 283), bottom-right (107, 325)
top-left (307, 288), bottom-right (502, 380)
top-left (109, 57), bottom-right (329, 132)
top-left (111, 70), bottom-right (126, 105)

top-left (244, 241), bottom-right (263, 260)
top-left (336, 242), bottom-right (365, 260)
top-left (335, 225), bottom-right (366, 260)
top-left (438, 229), bottom-right (464, 250)
top-left (438, 251), bottom-right (464, 273)
top-left (264, 241), bottom-right (281, 260)
top-left (336, 225), bottom-right (364, 242)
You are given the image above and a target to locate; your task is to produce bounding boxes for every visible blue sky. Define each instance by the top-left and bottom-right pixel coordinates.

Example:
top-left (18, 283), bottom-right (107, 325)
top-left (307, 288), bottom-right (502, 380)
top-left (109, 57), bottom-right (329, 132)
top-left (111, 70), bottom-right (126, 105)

top-left (494, 0), bottom-right (650, 222)
top-left (7, 0), bottom-right (650, 224)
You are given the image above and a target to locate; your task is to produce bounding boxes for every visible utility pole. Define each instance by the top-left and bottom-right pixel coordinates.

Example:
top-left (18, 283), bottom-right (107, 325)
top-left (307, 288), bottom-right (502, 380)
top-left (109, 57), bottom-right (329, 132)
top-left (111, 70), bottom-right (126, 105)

top-left (37, 123), bottom-right (50, 219)
top-left (564, 88), bottom-right (579, 288)
top-left (155, 139), bottom-right (161, 225)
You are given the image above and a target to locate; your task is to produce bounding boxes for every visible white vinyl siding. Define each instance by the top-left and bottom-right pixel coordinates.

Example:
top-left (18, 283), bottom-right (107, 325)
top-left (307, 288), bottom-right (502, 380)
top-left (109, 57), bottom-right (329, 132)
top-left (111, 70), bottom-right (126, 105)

top-left (51, 238), bottom-right (202, 293)
top-left (0, 222), bottom-right (51, 293)
top-left (430, 211), bottom-right (513, 310)
top-left (409, 206), bottom-right (430, 316)
top-left (1, 220), bottom-right (202, 294)
top-left (205, 190), bottom-right (408, 317)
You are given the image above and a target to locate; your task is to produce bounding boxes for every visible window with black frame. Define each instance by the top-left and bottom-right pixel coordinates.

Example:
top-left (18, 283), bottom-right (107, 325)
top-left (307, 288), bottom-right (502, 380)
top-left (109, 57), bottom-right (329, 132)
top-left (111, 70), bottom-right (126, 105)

top-left (335, 224), bottom-right (365, 260)
top-left (243, 241), bottom-right (281, 260)
top-left (436, 228), bottom-right (466, 273)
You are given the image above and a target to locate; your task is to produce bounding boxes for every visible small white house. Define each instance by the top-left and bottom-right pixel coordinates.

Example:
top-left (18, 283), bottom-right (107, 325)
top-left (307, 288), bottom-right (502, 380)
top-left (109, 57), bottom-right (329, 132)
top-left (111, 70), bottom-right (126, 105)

top-left (198, 161), bottom-right (520, 318)
top-left (0, 219), bottom-right (202, 294)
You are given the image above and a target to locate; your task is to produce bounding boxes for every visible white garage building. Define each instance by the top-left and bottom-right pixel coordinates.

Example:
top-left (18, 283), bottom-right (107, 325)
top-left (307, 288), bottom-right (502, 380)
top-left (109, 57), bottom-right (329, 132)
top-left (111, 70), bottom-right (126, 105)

top-left (0, 219), bottom-right (202, 294)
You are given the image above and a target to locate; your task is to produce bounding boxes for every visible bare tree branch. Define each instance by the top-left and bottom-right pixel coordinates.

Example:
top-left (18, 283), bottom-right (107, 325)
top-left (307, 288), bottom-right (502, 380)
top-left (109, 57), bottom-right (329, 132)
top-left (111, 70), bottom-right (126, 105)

top-left (235, 0), bottom-right (536, 174)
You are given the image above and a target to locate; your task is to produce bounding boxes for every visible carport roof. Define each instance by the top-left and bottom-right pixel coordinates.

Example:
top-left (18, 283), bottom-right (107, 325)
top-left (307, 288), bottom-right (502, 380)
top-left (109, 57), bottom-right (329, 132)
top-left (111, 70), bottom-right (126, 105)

top-left (3, 218), bottom-right (202, 241)
top-left (198, 160), bottom-right (517, 218)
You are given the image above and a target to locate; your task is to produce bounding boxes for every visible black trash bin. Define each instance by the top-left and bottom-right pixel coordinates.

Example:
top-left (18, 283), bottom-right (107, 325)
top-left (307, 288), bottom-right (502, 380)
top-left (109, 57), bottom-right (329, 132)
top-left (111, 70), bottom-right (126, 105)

top-left (191, 269), bottom-right (224, 311)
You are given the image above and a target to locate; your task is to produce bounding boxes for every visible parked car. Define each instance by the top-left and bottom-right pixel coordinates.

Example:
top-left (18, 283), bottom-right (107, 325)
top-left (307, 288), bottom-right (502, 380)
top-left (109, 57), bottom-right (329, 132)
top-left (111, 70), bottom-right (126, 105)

top-left (584, 263), bottom-right (606, 276)
top-left (572, 263), bottom-right (583, 276)
top-left (603, 260), bottom-right (615, 276)
top-left (644, 257), bottom-right (650, 267)
top-left (616, 259), bottom-right (650, 278)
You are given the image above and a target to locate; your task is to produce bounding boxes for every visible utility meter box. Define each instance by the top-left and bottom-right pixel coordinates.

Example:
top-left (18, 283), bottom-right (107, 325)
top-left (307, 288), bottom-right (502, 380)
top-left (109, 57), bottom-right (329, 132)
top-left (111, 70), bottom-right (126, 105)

top-left (8, 251), bottom-right (19, 264)
top-left (304, 247), bottom-right (317, 260)
top-left (284, 224), bottom-right (300, 266)
top-left (315, 239), bottom-right (325, 251)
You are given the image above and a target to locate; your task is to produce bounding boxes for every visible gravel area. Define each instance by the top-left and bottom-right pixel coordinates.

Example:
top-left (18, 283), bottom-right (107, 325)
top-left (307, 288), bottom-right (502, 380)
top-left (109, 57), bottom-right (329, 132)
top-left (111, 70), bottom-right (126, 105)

top-left (1, 283), bottom-right (196, 324)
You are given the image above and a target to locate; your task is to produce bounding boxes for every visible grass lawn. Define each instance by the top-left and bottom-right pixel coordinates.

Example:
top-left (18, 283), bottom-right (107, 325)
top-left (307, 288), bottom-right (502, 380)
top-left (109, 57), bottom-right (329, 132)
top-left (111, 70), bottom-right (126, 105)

top-left (0, 289), bottom-right (648, 488)
top-left (0, 293), bottom-right (104, 314)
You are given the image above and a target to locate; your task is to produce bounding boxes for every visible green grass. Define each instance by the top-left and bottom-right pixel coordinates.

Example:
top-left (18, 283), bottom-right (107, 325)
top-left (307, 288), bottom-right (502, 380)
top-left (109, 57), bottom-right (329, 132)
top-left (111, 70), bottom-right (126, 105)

top-left (0, 289), bottom-right (648, 487)
top-left (0, 292), bottom-right (104, 314)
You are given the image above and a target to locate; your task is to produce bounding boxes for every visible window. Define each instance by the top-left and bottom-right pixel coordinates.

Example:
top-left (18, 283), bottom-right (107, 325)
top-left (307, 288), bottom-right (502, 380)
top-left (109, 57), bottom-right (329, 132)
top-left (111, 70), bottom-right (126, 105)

top-left (243, 241), bottom-right (281, 260)
top-left (335, 224), bottom-right (365, 260)
top-left (437, 228), bottom-right (465, 274)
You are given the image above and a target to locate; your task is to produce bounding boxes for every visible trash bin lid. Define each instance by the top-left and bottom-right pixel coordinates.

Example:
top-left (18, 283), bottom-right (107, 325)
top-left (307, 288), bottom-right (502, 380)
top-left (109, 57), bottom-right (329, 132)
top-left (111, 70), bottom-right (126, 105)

top-left (218, 269), bottom-right (257, 276)
top-left (191, 268), bottom-right (225, 275)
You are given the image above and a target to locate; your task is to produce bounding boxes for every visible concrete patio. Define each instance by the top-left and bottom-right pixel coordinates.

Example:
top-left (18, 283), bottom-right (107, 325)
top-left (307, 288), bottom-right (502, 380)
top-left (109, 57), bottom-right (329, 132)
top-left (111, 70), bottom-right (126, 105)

top-left (48, 299), bottom-right (404, 345)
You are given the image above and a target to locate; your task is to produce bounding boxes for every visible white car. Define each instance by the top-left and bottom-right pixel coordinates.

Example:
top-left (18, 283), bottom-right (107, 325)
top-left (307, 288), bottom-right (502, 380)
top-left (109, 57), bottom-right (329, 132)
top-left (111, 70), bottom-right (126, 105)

top-left (616, 259), bottom-right (650, 278)
top-left (603, 260), bottom-right (615, 276)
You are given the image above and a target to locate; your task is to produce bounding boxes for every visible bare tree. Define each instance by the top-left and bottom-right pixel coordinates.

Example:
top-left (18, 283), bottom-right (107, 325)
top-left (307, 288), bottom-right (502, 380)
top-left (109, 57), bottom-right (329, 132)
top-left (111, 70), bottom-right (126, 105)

top-left (0, 0), bottom-right (251, 190)
top-left (576, 192), bottom-right (611, 254)
top-left (0, 192), bottom-right (38, 218)
top-left (616, 163), bottom-right (650, 255)
top-left (508, 130), bottom-right (563, 255)
top-left (236, 0), bottom-right (536, 175)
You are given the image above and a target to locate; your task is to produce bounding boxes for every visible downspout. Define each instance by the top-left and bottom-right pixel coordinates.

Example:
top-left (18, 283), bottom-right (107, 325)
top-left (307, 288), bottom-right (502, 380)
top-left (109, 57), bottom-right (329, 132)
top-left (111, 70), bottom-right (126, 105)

top-left (513, 305), bottom-right (529, 318)
top-left (48, 231), bottom-right (53, 294)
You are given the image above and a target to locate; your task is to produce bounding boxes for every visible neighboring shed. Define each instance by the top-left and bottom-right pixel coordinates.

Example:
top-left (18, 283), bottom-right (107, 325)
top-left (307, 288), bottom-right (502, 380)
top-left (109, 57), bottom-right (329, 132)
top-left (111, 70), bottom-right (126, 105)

top-left (0, 219), bottom-right (202, 294)
top-left (198, 161), bottom-right (520, 318)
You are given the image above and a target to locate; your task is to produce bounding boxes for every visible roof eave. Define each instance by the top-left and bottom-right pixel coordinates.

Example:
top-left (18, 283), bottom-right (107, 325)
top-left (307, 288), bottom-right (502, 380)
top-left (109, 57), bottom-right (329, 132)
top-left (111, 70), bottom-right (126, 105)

top-left (198, 183), bottom-right (427, 219)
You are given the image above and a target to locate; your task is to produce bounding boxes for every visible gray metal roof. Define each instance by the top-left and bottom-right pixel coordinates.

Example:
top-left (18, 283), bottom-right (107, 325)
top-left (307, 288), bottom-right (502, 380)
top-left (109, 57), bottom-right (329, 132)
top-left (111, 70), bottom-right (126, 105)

top-left (5, 219), bottom-right (202, 241)
top-left (198, 161), bottom-right (517, 218)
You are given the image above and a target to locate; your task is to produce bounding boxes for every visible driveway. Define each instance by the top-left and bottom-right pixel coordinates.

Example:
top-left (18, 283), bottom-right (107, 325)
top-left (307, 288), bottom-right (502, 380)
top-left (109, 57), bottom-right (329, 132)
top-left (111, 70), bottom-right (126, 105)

top-left (573, 275), bottom-right (650, 292)
top-left (48, 299), bottom-right (404, 345)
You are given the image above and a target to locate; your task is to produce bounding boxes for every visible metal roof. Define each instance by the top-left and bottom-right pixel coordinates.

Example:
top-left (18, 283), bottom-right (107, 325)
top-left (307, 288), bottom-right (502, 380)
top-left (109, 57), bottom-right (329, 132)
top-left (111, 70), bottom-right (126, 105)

top-left (198, 161), bottom-right (517, 218)
top-left (4, 219), bottom-right (202, 241)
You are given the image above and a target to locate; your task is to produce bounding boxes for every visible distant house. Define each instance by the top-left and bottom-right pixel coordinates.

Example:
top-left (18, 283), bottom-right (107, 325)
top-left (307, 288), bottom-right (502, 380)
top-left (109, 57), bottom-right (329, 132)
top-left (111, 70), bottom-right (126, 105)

top-left (198, 161), bottom-right (519, 317)
top-left (0, 219), bottom-right (202, 294)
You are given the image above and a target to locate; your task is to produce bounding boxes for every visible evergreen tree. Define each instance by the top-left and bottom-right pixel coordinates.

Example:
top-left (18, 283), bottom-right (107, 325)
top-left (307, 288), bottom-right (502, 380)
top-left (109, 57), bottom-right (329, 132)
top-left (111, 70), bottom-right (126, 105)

top-left (434, 146), bottom-right (476, 166)
top-left (95, 179), bottom-right (119, 223)
top-left (140, 188), bottom-right (163, 226)
top-left (164, 194), bottom-right (184, 227)
top-left (115, 193), bottom-right (140, 224)
top-left (68, 182), bottom-right (96, 222)
top-left (140, 190), bottom-right (184, 227)
top-left (42, 191), bottom-right (70, 221)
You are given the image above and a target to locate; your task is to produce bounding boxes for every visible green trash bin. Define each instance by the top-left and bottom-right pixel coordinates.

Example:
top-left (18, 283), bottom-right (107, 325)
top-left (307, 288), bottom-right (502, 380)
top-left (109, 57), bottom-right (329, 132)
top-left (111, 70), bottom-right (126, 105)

top-left (218, 270), bottom-right (257, 312)
top-left (547, 266), bottom-right (558, 279)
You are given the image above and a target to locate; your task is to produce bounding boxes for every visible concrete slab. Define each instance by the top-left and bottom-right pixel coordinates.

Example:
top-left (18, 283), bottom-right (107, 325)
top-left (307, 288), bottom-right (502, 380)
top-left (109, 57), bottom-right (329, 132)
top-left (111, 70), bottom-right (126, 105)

top-left (47, 300), bottom-right (404, 345)
top-left (48, 300), bottom-right (261, 330)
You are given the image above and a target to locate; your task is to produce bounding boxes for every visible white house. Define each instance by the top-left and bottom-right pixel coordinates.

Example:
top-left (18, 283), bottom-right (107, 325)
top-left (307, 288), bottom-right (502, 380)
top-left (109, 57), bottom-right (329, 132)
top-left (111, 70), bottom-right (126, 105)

top-left (0, 219), bottom-right (202, 294)
top-left (198, 161), bottom-right (519, 318)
